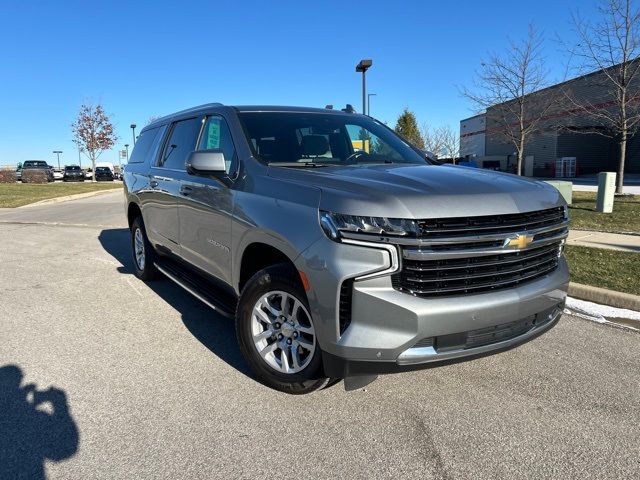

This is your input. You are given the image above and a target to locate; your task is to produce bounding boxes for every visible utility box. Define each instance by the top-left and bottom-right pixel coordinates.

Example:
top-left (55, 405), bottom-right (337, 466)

top-left (596, 172), bottom-right (616, 213)
top-left (544, 180), bottom-right (573, 205)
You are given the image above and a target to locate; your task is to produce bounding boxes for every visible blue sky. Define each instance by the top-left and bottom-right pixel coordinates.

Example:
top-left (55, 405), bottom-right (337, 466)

top-left (0, 0), bottom-right (598, 167)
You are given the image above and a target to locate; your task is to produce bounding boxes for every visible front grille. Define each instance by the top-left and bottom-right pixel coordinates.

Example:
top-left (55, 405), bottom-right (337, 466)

top-left (393, 243), bottom-right (561, 297)
top-left (417, 206), bottom-right (564, 238)
top-left (392, 207), bottom-right (566, 298)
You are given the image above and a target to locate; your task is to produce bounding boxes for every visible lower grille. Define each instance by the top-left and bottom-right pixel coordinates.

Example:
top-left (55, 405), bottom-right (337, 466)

top-left (434, 309), bottom-right (555, 352)
top-left (393, 243), bottom-right (561, 297)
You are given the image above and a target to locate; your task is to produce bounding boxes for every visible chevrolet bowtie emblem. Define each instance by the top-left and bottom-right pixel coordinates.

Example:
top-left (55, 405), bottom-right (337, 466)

top-left (505, 233), bottom-right (534, 250)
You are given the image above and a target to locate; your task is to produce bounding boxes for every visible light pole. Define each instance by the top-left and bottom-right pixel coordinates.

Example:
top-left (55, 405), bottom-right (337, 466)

top-left (367, 93), bottom-right (377, 117)
top-left (356, 59), bottom-right (373, 115)
top-left (125, 144), bottom-right (130, 162)
top-left (130, 124), bottom-right (137, 145)
top-left (53, 150), bottom-right (62, 169)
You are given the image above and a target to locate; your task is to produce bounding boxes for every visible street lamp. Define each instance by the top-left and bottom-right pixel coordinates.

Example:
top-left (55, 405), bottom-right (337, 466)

top-left (125, 144), bottom-right (130, 162)
top-left (367, 93), bottom-right (377, 117)
top-left (53, 150), bottom-right (62, 169)
top-left (130, 124), bottom-right (137, 145)
top-left (355, 59), bottom-right (373, 115)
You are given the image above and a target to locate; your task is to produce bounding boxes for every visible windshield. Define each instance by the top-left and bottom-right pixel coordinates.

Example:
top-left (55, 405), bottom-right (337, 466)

top-left (65, 166), bottom-right (80, 171)
top-left (96, 167), bottom-right (110, 173)
top-left (238, 111), bottom-right (428, 167)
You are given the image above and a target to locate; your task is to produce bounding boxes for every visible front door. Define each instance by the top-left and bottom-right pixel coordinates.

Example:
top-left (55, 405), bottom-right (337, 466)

top-left (145, 116), bottom-right (203, 253)
top-left (178, 115), bottom-right (236, 285)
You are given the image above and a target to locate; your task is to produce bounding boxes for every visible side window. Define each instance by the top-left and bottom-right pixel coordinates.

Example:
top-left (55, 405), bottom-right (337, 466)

top-left (160, 117), bottom-right (202, 170)
top-left (128, 127), bottom-right (160, 164)
top-left (197, 115), bottom-right (236, 174)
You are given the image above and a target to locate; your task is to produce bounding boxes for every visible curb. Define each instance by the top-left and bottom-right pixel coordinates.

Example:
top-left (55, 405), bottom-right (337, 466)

top-left (19, 188), bottom-right (122, 208)
top-left (570, 228), bottom-right (640, 237)
top-left (568, 282), bottom-right (640, 311)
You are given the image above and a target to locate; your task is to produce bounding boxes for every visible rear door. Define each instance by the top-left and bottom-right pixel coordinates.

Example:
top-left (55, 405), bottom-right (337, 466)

top-left (145, 117), bottom-right (203, 254)
top-left (178, 114), bottom-right (237, 285)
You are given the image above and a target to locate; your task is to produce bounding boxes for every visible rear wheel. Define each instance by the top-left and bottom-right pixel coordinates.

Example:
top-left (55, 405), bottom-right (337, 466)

top-left (130, 216), bottom-right (160, 280)
top-left (236, 264), bottom-right (330, 394)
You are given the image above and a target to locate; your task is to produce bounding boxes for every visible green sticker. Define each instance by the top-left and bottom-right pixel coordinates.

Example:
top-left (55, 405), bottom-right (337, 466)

top-left (206, 120), bottom-right (221, 149)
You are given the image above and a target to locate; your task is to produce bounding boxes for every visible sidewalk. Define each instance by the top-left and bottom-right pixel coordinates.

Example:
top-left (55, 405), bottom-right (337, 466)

top-left (567, 229), bottom-right (640, 252)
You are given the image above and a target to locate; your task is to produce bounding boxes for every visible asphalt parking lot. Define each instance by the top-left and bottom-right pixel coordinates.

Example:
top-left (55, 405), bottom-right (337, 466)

top-left (0, 191), bottom-right (638, 479)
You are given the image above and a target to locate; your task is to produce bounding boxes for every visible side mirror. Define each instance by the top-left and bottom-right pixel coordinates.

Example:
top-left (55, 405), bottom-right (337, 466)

top-left (186, 150), bottom-right (226, 176)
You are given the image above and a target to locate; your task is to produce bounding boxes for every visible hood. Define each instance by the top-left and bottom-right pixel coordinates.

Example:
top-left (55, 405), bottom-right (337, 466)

top-left (267, 164), bottom-right (565, 218)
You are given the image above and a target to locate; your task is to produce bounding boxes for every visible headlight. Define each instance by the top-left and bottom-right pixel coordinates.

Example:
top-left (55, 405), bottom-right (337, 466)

top-left (320, 211), bottom-right (419, 241)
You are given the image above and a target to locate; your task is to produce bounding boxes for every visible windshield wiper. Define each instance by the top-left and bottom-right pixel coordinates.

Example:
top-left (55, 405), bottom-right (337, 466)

top-left (268, 162), bottom-right (328, 168)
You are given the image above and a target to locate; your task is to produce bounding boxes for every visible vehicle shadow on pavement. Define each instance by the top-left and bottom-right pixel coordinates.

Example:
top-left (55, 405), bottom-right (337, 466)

top-left (0, 364), bottom-right (79, 480)
top-left (98, 228), bottom-right (252, 377)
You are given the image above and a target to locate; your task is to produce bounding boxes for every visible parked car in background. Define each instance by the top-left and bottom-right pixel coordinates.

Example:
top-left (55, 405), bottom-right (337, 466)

top-left (16, 167), bottom-right (22, 181)
top-left (94, 166), bottom-right (114, 181)
top-left (52, 168), bottom-right (64, 181)
top-left (63, 165), bottom-right (85, 182)
top-left (84, 168), bottom-right (93, 180)
top-left (21, 160), bottom-right (54, 182)
top-left (123, 103), bottom-right (569, 394)
top-left (96, 162), bottom-right (116, 174)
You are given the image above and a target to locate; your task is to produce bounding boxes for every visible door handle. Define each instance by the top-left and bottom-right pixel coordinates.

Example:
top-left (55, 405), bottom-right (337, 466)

top-left (150, 180), bottom-right (159, 188)
top-left (180, 185), bottom-right (193, 196)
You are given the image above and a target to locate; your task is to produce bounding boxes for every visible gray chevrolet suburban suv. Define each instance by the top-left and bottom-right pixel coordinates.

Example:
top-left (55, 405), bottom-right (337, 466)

top-left (123, 104), bottom-right (569, 394)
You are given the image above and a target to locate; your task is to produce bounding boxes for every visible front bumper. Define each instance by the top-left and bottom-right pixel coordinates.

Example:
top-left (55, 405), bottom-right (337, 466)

top-left (322, 305), bottom-right (563, 378)
top-left (297, 236), bottom-right (569, 378)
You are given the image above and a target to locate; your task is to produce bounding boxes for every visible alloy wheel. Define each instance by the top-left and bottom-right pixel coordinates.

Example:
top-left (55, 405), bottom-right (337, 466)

top-left (134, 227), bottom-right (146, 270)
top-left (251, 290), bottom-right (316, 374)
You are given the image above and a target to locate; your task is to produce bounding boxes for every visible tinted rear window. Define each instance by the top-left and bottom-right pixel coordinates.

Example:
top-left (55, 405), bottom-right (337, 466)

top-left (129, 126), bottom-right (162, 164)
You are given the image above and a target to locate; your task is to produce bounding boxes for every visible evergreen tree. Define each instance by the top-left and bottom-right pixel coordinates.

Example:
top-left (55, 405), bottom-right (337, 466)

top-left (394, 108), bottom-right (425, 149)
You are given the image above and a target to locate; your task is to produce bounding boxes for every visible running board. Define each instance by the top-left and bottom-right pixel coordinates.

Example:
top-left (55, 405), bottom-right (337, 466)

top-left (154, 260), bottom-right (236, 319)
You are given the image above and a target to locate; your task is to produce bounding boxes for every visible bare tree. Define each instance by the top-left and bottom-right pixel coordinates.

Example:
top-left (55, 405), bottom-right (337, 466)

top-left (439, 125), bottom-right (461, 163)
top-left (568, 0), bottom-right (640, 193)
top-left (71, 104), bottom-right (117, 182)
top-left (461, 26), bottom-right (555, 175)
top-left (421, 123), bottom-right (445, 158)
top-left (421, 124), bottom-right (460, 162)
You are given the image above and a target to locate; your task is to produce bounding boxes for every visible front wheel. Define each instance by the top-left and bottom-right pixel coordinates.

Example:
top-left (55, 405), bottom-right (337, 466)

top-left (236, 264), bottom-right (330, 394)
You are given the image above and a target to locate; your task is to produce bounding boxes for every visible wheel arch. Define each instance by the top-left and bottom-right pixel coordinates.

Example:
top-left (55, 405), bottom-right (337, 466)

top-left (127, 202), bottom-right (142, 229)
top-left (238, 242), bottom-right (300, 294)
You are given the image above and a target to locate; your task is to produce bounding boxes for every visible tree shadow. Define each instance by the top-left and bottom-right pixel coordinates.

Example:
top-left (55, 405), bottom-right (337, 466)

top-left (0, 365), bottom-right (79, 479)
top-left (97, 228), bottom-right (252, 377)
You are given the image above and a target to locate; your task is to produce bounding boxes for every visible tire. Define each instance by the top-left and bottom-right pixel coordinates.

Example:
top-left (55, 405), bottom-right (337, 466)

top-left (130, 216), bottom-right (160, 281)
top-left (236, 264), bottom-right (330, 394)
